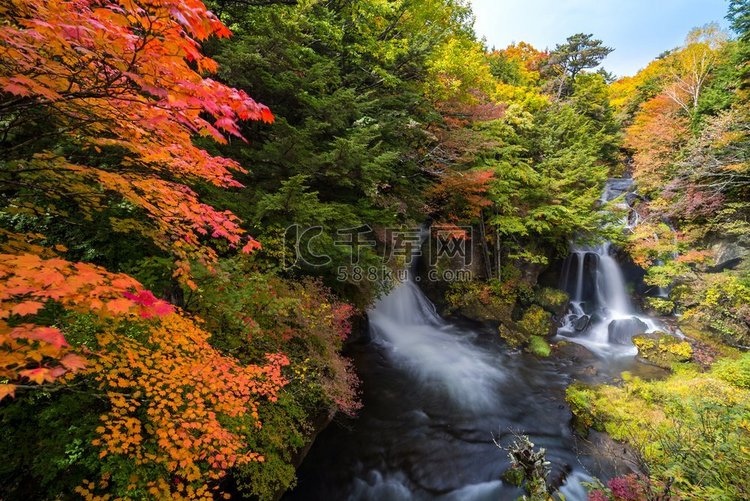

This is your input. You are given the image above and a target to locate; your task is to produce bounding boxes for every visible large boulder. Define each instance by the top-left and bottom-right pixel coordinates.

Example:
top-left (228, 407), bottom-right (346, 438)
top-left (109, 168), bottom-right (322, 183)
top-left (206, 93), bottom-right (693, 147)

top-left (709, 241), bottom-right (749, 272)
top-left (607, 318), bottom-right (648, 345)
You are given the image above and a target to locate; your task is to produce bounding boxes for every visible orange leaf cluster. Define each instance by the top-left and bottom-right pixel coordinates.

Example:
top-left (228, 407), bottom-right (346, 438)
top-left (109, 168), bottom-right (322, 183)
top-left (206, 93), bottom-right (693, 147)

top-left (0, 0), bottom-right (273, 282)
top-left (625, 94), bottom-right (689, 194)
top-left (427, 168), bottom-right (494, 222)
top-left (84, 314), bottom-right (288, 499)
top-left (0, 253), bottom-right (173, 398)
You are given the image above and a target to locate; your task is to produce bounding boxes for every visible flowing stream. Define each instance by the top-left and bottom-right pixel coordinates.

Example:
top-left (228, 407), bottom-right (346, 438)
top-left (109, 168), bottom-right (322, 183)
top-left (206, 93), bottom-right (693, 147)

top-left (287, 179), bottom-right (661, 501)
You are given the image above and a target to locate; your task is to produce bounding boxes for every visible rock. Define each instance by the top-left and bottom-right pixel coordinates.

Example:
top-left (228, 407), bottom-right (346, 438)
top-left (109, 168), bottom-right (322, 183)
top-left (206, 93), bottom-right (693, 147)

top-left (535, 287), bottom-right (570, 317)
top-left (580, 301), bottom-right (595, 315)
top-left (576, 430), bottom-right (644, 479)
top-left (573, 315), bottom-right (591, 332)
top-left (625, 193), bottom-right (640, 206)
top-left (633, 332), bottom-right (693, 369)
top-left (709, 241), bottom-right (749, 272)
top-left (555, 341), bottom-right (598, 367)
top-left (499, 322), bottom-right (528, 349)
top-left (607, 318), bottom-right (649, 345)
top-left (580, 365), bottom-right (598, 377)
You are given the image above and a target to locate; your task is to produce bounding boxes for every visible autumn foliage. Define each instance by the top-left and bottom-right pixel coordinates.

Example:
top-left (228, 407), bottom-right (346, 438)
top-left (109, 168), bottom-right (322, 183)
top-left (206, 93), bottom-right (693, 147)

top-left (0, 252), bottom-right (173, 398)
top-left (77, 314), bottom-right (288, 500)
top-left (625, 94), bottom-right (689, 194)
top-left (0, 0), bottom-right (273, 283)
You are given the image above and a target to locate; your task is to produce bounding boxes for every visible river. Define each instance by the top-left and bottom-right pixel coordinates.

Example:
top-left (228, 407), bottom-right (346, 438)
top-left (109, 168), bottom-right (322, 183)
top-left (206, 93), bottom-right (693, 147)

top-left (286, 178), bottom-right (660, 500)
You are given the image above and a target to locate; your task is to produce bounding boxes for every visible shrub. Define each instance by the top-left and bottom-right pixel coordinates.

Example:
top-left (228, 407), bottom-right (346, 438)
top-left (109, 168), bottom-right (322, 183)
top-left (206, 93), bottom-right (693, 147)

top-left (712, 353), bottom-right (750, 389)
top-left (645, 297), bottom-right (675, 315)
top-left (568, 363), bottom-right (750, 500)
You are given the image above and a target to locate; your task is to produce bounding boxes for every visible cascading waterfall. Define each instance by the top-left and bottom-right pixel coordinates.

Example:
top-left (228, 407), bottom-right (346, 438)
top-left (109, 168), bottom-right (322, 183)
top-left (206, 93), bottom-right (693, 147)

top-left (557, 179), bottom-right (661, 356)
top-left (369, 275), bottom-right (507, 412)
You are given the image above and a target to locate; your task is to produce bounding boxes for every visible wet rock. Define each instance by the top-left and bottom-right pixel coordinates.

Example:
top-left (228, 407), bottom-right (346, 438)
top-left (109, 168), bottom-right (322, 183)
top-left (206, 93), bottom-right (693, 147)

top-left (580, 365), bottom-right (598, 377)
top-left (573, 315), bottom-right (591, 332)
top-left (576, 430), bottom-right (644, 479)
top-left (580, 301), bottom-right (595, 315)
top-left (499, 322), bottom-right (528, 349)
top-left (607, 318), bottom-right (648, 345)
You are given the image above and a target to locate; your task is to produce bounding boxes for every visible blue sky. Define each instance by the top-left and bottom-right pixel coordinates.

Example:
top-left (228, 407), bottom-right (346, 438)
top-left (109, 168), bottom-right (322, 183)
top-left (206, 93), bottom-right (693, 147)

top-left (469, 0), bottom-right (730, 77)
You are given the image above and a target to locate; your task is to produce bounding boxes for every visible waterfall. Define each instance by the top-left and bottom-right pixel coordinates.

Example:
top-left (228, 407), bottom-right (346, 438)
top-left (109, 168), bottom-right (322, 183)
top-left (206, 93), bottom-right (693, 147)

top-left (369, 279), bottom-right (507, 411)
top-left (558, 179), bottom-right (661, 356)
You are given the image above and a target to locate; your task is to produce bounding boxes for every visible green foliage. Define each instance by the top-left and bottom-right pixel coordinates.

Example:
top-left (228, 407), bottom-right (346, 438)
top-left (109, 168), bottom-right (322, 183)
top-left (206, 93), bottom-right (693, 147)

top-left (728, 0), bottom-right (750, 40)
top-left (645, 297), bottom-right (675, 315)
top-left (534, 287), bottom-right (569, 314)
top-left (712, 352), bottom-right (750, 389)
top-left (0, 390), bottom-right (105, 499)
top-left (684, 273), bottom-right (750, 347)
top-left (568, 364), bottom-right (750, 500)
top-left (545, 33), bottom-right (614, 98)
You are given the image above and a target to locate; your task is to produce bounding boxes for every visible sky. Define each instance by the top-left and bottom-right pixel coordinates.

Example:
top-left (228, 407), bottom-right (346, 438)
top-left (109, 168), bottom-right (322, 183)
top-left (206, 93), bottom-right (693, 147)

top-left (470, 0), bottom-right (730, 77)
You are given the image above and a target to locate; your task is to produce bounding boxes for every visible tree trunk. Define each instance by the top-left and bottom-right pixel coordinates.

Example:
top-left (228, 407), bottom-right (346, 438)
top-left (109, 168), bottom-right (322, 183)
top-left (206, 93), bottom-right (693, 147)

top-left (478, 211), bottom-right (492, 280)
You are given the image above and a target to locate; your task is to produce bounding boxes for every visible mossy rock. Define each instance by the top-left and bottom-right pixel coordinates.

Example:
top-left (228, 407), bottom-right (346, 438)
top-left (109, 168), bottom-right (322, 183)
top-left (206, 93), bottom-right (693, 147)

top-left (518, 305), bottom-right (554, 338)
top-left (534, 287), bottom-right (569, 316)
top-left (499, 322), bottom-right (528, 349)
top-left (527, 336), bottom-right (551, 357)
top-left (633, 332), bottom-right (693, 369)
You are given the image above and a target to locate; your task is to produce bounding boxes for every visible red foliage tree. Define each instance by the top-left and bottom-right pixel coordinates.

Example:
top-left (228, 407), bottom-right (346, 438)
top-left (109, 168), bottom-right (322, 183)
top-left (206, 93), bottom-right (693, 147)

top-left (0, 0), bottom-right (273, 284)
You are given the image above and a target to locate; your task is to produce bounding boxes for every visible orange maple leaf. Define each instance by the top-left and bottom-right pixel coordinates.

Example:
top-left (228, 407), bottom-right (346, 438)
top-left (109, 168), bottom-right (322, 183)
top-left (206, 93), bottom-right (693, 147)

top-left (60, 353), bottom-right (87, 371)
top-left (11, 301), bottom-right (45, 316)
top-left (0, 383), bottom-right (15, 401)
top-left (20, 367), bottom-right (54, 384)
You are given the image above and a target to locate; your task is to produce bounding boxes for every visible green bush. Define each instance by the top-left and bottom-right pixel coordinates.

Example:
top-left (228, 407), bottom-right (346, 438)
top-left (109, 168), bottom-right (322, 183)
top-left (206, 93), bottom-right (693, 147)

top-left (633, 333), bottom-right (692, 369)
top-left (712, 353), bottom-right (750, 389)
top-left (567, 363), bottom-right (750, 500)
top-left (535, 287), bottom-right (569, 314)
top-left (645, 297), bottom-right (675, 315)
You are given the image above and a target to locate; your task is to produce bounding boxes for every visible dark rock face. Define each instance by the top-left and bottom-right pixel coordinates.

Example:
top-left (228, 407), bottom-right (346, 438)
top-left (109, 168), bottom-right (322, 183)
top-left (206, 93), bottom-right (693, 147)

top-left (608, 318), bottom-right (648, 345)
top-left (573, 315), bottom-right (591, 332)
top-left (708, 241), bottom-right (749, 272)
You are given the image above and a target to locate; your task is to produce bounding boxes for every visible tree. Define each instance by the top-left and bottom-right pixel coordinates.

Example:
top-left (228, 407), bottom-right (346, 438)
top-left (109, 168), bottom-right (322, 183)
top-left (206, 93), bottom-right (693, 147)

top-left (728, 0), bottom-right (750, 40)
top-left (0, 251), bottom-right (174, 397)
top-left (0, 0), bottom-right (274, 286)
top-left (625, 94), bottom-right (690, 194)
top-left (664, 24), bottom-right (728, 116)
top-left (546, 33), bottom-right (613, 99)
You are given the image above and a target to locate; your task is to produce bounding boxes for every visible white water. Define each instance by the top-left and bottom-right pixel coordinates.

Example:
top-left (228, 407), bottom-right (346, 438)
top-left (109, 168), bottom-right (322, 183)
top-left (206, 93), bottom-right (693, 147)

top-left (558, 179), bottom-right (662, 357)
top-left (369, 280), bottom-right (507, 412)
